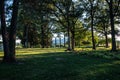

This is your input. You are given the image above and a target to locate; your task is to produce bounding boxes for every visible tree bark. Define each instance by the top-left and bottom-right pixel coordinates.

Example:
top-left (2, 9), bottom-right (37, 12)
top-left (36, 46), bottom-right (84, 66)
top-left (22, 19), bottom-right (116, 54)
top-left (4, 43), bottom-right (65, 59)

top-left (23, 25), bottom-right (28, 48)
top-left (0, 0), bottom-right (10, 62)
top-left (109, 0), bottom-right (116, 51)
top-left (41, 25), bottom-right (45, 48)
top-left (71, 31), bottom-right (75, 51)
top-left (59, 37), bottom-right (61, 48)
top-left (103, 24), bottom-right (109, 48)
top-left (23, 25), bottom-right (29, 48)
top-left (90, 6), bottom-right (96, 50)
top-left (23, 26), bottom-right (26, 47)
top-left (64, 33), bottom-right (66, 47)
top-left (0, 0), bottom-right (19, 62)
top-left (67, 23), bottom-right (71, 50)
top-left (8, 0), bottom-right (19, 62)
top-left (55, 37), bottom-right (57, 47)
top-left (67, 14), bottom-right (71, 50)
top-left (46, 32), bottom-right (49, 48)
top-left (105, 32), bottom-right (109, 48)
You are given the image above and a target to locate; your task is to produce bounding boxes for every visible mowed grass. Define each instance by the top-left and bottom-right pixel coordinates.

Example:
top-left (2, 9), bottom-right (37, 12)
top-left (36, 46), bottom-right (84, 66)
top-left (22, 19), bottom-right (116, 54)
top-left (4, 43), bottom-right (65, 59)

top-left (0, 48), bottom-right (65, 56)
top-left (0, 48), bottom-right (120, 80)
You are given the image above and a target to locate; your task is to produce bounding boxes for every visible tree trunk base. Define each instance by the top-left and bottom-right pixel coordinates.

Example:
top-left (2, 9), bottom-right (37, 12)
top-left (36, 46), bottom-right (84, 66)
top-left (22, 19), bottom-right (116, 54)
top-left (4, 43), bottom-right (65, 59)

top-left (2, 57), bottom-right (16, 63)
top-left (65, 48), bottom-right (73, 51)
top-left (110, 49), bottom-right (117, 52)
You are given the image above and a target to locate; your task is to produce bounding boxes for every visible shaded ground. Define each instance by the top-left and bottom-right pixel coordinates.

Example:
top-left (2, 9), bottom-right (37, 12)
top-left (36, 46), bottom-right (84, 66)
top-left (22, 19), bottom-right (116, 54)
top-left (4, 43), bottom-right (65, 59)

top-left (0, 49), bottom-right (120, 80)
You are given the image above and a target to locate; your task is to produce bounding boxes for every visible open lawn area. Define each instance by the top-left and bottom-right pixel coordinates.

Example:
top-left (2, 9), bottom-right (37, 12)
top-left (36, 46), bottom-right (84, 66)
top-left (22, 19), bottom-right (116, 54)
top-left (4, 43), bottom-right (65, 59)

top-left (0, 48), bottom-right (120, 80)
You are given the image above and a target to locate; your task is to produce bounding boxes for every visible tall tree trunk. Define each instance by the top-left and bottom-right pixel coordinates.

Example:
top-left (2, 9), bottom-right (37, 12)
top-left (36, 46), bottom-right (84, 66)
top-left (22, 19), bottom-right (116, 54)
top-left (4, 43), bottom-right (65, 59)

top-left (109, 0), bottom-right (116, 51)
top-left (9, 0), bottom-right (19, 62)
top-left (71, 32), bottom-right (75, 51)
top-left (71, 25), bottom-right (75, 51)
top-left (0, 0), bottom-right (10, 62)
top-left (0, 0), bottom-right (19, 63)
top-left (67, 16), bottom-right (71, 50)
top-left (103, 24), bottom-right (109, 48)
top-left (55, 37), bottom-right (57, 47)
top-left (41, 25), bottom-right (45, 48)
top-left (59, 37), bottom-right (61, 48)
top-left (64, 32), bottom-right (66, 47)
top-left (67, 25), bottom-right (71, 50)
top-left (40, 15), bottom-right (45, 48)
top-left (90, 10), bottom-right (96, 50)
top-left (23, 25), bottom-right (26, 47)
top-left (46, 33), bottom-right (49, 48)
top-left (105, 32), bottom-right (109, 48)
top-left (26, 26), bottom-right (29, 48)
top-left (23, 25), bottom-right (29, 48)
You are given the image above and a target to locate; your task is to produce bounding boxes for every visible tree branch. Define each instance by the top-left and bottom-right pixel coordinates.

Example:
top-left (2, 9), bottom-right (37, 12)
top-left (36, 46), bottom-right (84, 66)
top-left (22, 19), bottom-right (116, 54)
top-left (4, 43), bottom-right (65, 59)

top-left (114, 0), bottom-right (120, 16)
top-left (105, 0), bottom-right (110, 5)
top-left (51, 1), bottom-right (67, 19)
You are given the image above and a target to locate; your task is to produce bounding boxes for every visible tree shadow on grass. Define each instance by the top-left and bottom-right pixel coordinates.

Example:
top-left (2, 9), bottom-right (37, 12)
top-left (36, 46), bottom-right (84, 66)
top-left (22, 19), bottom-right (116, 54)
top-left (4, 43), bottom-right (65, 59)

top-left (0, 52), bottom-right (120, 80)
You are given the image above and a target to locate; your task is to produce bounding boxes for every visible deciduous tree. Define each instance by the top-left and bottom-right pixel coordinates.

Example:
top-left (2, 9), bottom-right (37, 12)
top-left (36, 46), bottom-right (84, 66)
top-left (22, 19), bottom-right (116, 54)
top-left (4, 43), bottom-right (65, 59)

top-left (0, 0), bottom-right (19, 62)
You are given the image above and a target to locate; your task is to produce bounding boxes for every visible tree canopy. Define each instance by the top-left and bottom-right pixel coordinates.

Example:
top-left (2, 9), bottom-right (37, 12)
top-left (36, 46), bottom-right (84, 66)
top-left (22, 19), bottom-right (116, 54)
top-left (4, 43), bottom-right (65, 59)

top-left (0, 0), bottom-right (120, 62)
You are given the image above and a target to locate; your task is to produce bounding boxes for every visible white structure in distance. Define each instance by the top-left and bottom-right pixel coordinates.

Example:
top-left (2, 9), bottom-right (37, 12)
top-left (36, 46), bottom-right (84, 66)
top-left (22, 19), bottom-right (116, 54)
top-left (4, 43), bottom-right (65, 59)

top-left (0, 35), bottom-right (21, 50)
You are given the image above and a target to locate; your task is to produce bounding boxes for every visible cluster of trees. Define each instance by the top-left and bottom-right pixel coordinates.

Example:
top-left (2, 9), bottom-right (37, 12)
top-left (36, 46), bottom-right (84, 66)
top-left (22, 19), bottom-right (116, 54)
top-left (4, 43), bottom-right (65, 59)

top-left (0, 0), bottom-right (120, 62)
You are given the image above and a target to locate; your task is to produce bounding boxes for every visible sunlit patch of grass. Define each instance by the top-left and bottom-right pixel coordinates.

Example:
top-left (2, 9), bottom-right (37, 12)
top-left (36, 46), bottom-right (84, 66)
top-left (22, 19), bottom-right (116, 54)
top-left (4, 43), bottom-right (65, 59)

top-left (75, 47), bottom-right (92, 51)
top-left (76, 49), bottom-right (120, 60)
top-left (0, 51), bottom-right (3, 56)
top-left (16, 48), bottom-right (66, 56)
top-left (75, 46), bottom-right (111, 51)
top-left (0, 48), bottom-right (65, 57)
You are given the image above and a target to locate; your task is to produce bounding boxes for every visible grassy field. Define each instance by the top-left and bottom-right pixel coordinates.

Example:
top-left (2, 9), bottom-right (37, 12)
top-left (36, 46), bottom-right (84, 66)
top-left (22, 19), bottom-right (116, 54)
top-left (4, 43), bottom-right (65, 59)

top-left (0, 48), bottom-right (66, 56)
top-left (0, 48), bottom-right (120, 80)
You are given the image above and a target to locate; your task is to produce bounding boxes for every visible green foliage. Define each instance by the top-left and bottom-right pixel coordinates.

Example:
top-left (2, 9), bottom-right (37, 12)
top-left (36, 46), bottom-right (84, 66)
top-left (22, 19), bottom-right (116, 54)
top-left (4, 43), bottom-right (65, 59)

top-left (98, 38), bottom-right (112, 45)
top-left (75, 21), bottom-right (90, 46)
top-left (82, 41), bottom-right (91, 45)
top-left (17, 0), bottom-right (53, 48)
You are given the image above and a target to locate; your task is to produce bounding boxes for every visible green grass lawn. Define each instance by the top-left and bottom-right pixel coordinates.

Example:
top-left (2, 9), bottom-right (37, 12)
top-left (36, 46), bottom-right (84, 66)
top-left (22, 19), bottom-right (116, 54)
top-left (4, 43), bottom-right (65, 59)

top-left (0, 48), bottom-right (120, 80)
